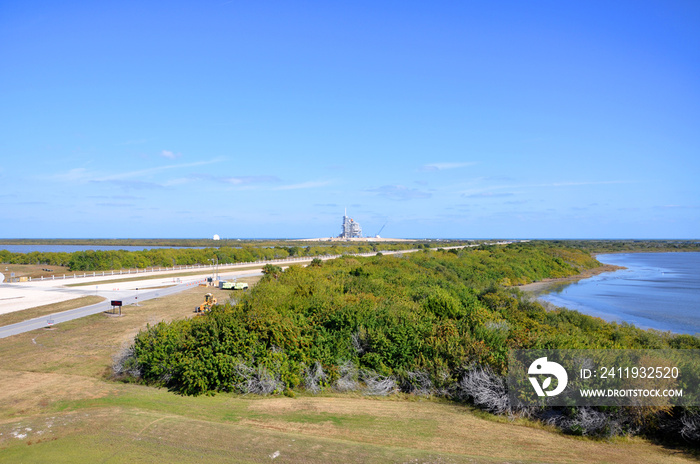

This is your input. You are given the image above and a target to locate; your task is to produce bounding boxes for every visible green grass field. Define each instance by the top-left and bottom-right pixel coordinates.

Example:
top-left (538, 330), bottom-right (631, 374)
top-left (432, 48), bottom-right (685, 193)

top-left (0, 279), bottom-right (696, 463)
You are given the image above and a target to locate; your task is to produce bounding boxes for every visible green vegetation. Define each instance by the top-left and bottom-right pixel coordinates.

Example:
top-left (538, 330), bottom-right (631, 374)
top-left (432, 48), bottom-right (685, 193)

top-left (126, 242), bottom-right (700, 444)
top-left (529, 239), bottom-right (700, 253)
top-left (1, 255), bottom-right (697, 462)
top-left (0, 240), bottom-right (462, 271)
top-left (4, 239), bottom-right (695, 272)
top-left (131, 243), bottom-right (697, 397)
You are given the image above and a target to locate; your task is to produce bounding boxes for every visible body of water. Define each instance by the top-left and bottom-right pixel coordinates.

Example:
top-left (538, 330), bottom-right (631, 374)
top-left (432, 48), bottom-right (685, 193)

top-left (0, 245), bottom-right (202, 253)
top-left (538, 252), bottom-right (700, 335)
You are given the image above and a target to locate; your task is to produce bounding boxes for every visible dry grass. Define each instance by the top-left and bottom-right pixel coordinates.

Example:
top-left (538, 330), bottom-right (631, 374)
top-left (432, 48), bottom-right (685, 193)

top-left (0, 286), bottom-right (235, 379)
top-left (0, 280), bottom-right (696, 463)
top-left (0, 369), bottom-right (114, 418)
top-left (0, 406), bottom-right (474, 464)
top-left (0, 295), bottom-right (105, 327)
top-left (0, 263), bottom-right (69, 280)
top-left (241, 397), bottom-right (694, 463)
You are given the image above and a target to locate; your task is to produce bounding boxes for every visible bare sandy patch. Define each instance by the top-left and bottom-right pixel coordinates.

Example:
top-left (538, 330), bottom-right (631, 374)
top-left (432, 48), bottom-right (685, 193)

top-left (517, 264), bottom-right (625, 294)
top-left (0, 369), bottom-right (114, 417)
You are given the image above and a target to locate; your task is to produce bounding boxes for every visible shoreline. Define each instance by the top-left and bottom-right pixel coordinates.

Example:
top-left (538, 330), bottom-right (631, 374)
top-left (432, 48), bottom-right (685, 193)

top-left (516, 264), bottom-right (626, 294)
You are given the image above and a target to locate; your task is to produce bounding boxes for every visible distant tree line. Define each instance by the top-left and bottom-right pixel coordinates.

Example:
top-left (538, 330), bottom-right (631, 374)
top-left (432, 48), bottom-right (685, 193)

top-left (3, 239), bottom-right (697, 271)
top-left (530, 239), bottom-right (700, 253)
top-left (0, 238), bottom-right (471, 248)
top-left (0, 241), bottom-right (451, 271)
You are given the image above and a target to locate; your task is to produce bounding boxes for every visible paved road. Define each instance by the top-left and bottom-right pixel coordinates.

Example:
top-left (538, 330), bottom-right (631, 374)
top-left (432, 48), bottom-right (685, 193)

top-left (0, 271), bottom-right (261, 339)
top-left (0, 281), bottom-right (195, 338)
top-left (0, 243), bottom-right (500, 339)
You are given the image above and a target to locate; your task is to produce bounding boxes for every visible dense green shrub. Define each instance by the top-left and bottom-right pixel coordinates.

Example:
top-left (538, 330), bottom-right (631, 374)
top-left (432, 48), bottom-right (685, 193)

top-left (131, 244), bottom-right (692, 396)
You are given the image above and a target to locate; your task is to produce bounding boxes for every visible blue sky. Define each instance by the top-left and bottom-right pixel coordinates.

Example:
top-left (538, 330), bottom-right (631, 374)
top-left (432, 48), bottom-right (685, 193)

top-left (1, 1), bottom-right (698, 239)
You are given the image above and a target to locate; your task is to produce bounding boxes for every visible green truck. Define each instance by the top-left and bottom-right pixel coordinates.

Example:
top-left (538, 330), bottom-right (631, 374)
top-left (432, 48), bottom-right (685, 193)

top-left (220, 281), bottom-right (249, 290)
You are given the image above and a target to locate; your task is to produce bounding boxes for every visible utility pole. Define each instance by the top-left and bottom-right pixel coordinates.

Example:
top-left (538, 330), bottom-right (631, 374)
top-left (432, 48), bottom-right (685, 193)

top-left (210, 257), bottom-right (218, 281)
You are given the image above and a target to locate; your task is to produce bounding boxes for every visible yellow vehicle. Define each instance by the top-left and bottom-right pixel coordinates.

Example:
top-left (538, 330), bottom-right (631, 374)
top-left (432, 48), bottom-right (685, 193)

top-left (194, 293), bottom-right (217, 314)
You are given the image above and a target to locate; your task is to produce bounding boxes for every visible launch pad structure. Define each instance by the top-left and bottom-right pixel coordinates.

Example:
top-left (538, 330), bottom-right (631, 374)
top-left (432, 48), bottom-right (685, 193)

top-left (293, 209), bottom-right (411, 242)
top-left (338, 208), bottom-right (362, 239)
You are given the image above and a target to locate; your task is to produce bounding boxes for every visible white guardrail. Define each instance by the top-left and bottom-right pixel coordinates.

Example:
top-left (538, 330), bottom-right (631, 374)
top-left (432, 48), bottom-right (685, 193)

top-left (13, 251), bottom-right (386, 282)
top-left (9, 243), bottom-right (494, 283)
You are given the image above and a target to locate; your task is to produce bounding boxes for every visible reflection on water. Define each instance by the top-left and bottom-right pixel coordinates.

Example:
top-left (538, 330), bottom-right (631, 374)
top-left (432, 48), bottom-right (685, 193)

top-left (538, 252), bottom-right (700, 335)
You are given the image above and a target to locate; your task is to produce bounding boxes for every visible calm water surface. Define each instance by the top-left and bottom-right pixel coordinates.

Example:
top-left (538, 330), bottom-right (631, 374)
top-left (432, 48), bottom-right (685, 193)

top-left (538, 252), bottom-right (700, 335)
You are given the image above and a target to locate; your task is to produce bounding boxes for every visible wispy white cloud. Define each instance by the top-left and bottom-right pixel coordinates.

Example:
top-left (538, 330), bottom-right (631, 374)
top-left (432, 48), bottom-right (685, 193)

top-left (103, 159), bottom-right (222, 181)
top-left (51, 158), bottom-right (224, 186)
top-left (162, 177), bottom-right (195, 187)
top-left (224, 175), bottom-right (280, 185)
top-left (459, 180), bottom-right (635, 197)
top-left (420, 162), bottom-right (476, 172)
top-left (368, 185), bottom-right (432, 201)
top-left (275, 180), bottom-right (332, 190)
top-left (464, 192), bottom-right (515, 198)
top-left (88, 194), bottom-right (144, 200)
top-left (547, 180), bottom-right (632, 187)
top-left (654, 204), bottom-right (700, 210)
top-left (53, 168), bottom-right (92, 182)
top-left (96, 202), bottom-right (134, 207)
top-left (91, 180), bottom-right (165, 190)
top-left (160, 150), bottom-right (181, 159)
top-left (118, 138), bottom-right (154, 146)
top-left (159, 173), bottom-right (281, 188)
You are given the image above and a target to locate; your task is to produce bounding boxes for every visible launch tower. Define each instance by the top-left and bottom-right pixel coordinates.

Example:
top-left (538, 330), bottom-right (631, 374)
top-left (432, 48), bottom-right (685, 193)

top-left (338, 209), bottom-right (362, 239)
